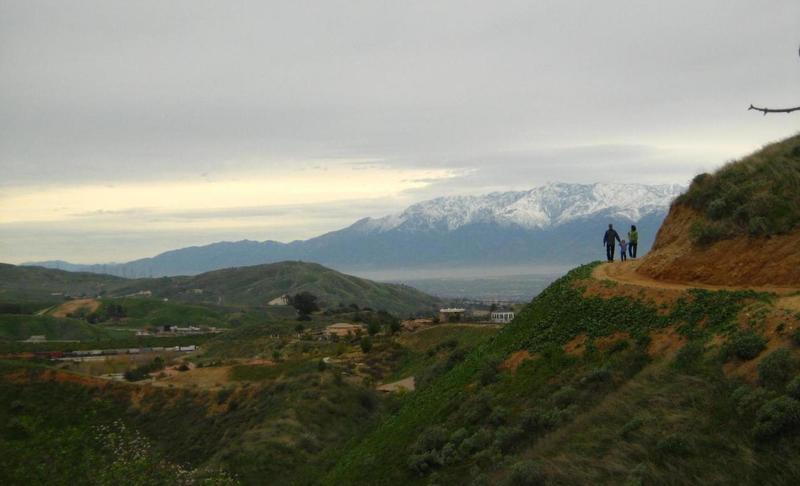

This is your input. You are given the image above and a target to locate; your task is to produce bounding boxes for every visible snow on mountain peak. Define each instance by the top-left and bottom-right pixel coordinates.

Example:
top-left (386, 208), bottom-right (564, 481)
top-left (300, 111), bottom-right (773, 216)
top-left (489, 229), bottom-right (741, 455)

top-left (356, 182), bottom-right (684, 233)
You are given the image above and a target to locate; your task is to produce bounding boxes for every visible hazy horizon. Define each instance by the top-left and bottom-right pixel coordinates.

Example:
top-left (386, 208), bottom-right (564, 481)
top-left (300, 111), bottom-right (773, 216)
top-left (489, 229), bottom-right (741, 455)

top-left (2, 1), bottom-right (799, 264)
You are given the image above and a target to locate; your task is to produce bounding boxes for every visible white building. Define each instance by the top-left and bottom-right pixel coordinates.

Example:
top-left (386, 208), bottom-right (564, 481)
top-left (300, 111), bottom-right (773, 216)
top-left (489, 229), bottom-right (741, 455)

top-left (268, 295), bottom-right (290, 306)
top-left (491, 311), bottom-right (515, 324)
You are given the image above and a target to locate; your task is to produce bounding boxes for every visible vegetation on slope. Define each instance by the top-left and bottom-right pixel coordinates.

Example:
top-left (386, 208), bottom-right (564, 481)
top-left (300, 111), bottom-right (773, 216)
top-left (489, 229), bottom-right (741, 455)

top-left (0, 261), bottom-right (440, 317)
top-left (0, 314), bottom-right (115, 342)
top-left (114, 261), bottom-right (439, 315)
top-left (675, 133), bottom-right (800, 244)
top-left (0, 263), bottom-right (126, 301)
top-left (323, 263), bottom-right (800, 485)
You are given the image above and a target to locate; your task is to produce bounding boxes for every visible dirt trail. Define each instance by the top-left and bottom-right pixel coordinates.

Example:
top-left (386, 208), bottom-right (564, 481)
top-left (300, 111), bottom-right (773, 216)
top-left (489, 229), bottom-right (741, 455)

top-left (593, 260), bottom-right (800, 296)
top-left (47, 299), bottom-right (101, 318)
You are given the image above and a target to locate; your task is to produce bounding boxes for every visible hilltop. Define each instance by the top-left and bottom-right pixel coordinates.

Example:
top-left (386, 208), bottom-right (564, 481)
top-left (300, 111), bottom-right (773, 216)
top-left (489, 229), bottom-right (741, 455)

top-left (2, 261), bottom-right (439, 316)
top-left (639, 134), bottom-right (800, 286)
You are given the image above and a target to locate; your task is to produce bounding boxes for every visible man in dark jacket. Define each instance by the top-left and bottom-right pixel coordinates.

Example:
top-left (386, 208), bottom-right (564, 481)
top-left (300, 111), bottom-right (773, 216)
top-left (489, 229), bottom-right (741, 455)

top-left (603, 224), bottom-right (620, 262)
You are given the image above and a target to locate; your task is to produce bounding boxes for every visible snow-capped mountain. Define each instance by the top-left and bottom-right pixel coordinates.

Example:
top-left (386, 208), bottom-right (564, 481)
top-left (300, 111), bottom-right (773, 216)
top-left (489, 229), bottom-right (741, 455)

top-left (28, 183), bottom-right (685, 278)
top-left (354, 183), bottom-right (684, 233)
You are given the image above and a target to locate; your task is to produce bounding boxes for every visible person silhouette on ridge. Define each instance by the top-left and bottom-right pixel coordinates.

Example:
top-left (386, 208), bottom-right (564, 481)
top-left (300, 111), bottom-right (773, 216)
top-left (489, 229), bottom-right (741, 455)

top-left (603, 224), bottom-right (621, 262)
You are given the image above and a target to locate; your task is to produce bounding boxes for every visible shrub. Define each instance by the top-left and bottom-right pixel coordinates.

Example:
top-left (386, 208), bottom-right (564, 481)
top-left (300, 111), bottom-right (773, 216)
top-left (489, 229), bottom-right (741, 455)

top-left (359, 336), bottom-right (373, 353)
top-left (551, 386), bottom-right (578, 408)
top-left (791, 328), bottom-right (800, 346)
top-left (786, 376), bottom-right (800, 400)
top-left (519, 408), bottom-right (560, 433)
top-left (672, 341), bottom-right (705, 370)
top-left (503, 460), bottom-right (546, 486)
top-left (489, 406), bottom-right (509, 426)
top-left (620, 417), bottom-right (645, 438)
top-left (412, 426), bottom-right (449, 454)
top-left (407, 450), bottom-right (442, 476)
top-left (731, 385), bottom-right (774, 416)
top-left (655, 434), bottom-right (692, 457)
top-left (494, 425), bottom-right (525, 452)
top-left (579, 368), bottom-right (613, 387)
top-left (689, 220), bottom-right (728, 246)
top-left (449, 428), bottom-right (469, 446)
top-left (458, 429), bottom-right (493, 457)
top-left (758, 348), bottom-right (795, 389)
top-left (754, 396), bottom-right (800, 439)
top-left (478, 358), bottom-right (501, 386)
top-left (725, 331), bottom-right (766, 361)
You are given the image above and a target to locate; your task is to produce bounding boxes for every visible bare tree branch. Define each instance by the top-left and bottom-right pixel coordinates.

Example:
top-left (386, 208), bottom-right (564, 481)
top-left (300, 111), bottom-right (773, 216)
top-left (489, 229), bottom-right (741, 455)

top-left (748, 104), bottom-right (800, 115)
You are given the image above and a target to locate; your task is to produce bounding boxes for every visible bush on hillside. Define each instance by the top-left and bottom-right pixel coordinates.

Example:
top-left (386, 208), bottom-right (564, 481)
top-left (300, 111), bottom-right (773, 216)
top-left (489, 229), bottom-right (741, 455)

top-left (672, 341), bottom-right (705, 370)
top-left (786, 376), bottom-right (800, 400)
top-left (754, 396), bottom-right (800, 439)
top-left (411, 426), bottom-right (449, 454)
top-left (731, 385), bottom-right (775, 417)
top-left (724, 331), bottom-right (767, 361)
top-left (503, 460), bottom-right (546, 486)
top-left (758, 349), bottom-right (795, 389)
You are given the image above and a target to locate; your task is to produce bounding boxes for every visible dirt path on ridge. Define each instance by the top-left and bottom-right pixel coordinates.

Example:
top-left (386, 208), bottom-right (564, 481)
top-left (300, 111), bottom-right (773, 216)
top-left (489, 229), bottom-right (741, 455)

top-left (593, 260), bottom-right (800, 297)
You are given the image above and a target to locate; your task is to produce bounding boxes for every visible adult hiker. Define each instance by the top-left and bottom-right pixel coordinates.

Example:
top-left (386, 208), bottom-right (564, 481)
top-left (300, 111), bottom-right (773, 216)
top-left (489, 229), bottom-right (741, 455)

top-left (628, 224), bottom-right (639, 258)
top-left (603, 224), bottom-right (621, 262)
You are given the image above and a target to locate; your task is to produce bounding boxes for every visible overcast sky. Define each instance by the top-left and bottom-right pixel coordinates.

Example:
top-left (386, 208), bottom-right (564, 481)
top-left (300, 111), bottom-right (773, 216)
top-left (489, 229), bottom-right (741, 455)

top-left (1, 0), bottom-right (798, 264)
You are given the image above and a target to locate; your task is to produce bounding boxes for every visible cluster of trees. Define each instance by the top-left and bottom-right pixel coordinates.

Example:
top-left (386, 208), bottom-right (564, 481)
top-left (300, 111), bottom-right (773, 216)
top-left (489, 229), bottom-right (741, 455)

top-left (123, 356), bottom-right (165, 381)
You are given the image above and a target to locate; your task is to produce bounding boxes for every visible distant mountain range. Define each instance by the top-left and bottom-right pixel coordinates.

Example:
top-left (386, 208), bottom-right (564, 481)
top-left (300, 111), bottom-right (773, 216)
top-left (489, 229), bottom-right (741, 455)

top-left (26, 182), bottom-right (685, 278)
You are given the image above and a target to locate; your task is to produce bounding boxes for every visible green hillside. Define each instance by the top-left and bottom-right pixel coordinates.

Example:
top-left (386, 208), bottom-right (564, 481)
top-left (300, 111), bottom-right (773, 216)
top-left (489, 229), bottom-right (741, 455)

top-left (0, 262), bottom-right (439, 317)
top-left (0, 263), bottom-right (127, 302)
top-left (0, 314), bottom-right (115, 342)
top-left (676, 133), bottom-right (800, 243)
top-left (113, 261), bottom-right (440, 315)
top-left (323, 264), bottom-right (800, 485)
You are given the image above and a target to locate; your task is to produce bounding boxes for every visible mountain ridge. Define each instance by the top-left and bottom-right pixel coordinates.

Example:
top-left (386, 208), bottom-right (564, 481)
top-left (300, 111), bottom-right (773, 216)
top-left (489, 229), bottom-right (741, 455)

top-left (25, 182), bottom-right (684, 278)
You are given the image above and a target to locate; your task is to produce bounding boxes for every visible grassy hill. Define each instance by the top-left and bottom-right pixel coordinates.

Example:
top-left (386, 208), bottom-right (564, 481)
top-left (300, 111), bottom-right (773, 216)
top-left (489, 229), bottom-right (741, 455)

top-left (0, 314), bottom-right (116, 342)
top-left (112, 261), bottom-right (440, 316)
top-left (0, 263), bottom-right (127, 302)
top-left (1, 261), bottom-right (439, 317)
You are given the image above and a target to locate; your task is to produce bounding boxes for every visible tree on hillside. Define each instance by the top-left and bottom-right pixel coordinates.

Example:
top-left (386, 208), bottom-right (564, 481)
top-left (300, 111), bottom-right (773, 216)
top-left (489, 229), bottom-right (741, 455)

top-left (289, 291), bottom-right (320, 317)
top-left (749, 43), bottom-right (800, 115)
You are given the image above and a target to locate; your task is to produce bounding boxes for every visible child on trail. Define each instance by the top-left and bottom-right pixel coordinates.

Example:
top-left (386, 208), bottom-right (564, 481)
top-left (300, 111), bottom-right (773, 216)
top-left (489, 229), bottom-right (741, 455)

top-left (619, 239), bottom-right (627, 261)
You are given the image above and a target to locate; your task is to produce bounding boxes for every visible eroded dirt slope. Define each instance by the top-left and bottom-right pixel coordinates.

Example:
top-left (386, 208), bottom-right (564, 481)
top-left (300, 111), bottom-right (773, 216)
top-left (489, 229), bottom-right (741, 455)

top-left (637, 205), bottom-right (800, 287)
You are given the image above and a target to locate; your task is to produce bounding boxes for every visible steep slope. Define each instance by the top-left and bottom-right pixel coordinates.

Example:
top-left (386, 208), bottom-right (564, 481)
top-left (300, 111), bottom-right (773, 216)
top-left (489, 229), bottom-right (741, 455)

top-left (26, 182), bottom-right (683, 277)
top-left (638, 134), bottom-right (800, 286)
top-left (324, 263), bottom-right (800, 485)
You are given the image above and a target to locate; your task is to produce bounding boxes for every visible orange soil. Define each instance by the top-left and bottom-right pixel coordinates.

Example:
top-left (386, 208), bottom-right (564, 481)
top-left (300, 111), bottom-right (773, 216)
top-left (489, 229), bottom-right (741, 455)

top-left (594, 332), bottom-right (630, 352)
top-left (637, 205), bottom-right (800, 288)
top-left (646, 326), bottom-right (687, 357)
top-left (49, 298), bottom-right (101, 317)
top-left (580, 277), bottom-right (683, 313)
top-left (500, 350), bottom-right (535, 373)
top-left (564, 334), bottom-right (588, 357)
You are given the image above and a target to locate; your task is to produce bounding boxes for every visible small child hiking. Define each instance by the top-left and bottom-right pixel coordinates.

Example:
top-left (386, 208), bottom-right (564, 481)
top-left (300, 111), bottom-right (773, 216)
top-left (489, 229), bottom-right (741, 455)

top-left (619, 239), bottom-right (627, 261)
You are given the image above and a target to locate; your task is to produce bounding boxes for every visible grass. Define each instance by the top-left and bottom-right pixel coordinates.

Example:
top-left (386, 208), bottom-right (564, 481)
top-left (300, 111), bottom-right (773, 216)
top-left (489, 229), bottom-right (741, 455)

top-left (676, 133), bottom-right (800, 244)
top-left (0, 314), bottom-right (114, 341)
top-left (322, 263), bottom-right (795, 485)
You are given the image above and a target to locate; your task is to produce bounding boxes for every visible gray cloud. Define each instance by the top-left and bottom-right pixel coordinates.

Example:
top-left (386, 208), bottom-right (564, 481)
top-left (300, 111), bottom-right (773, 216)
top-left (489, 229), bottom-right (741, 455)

top-left (1, 1), bottom-right (799, 261)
